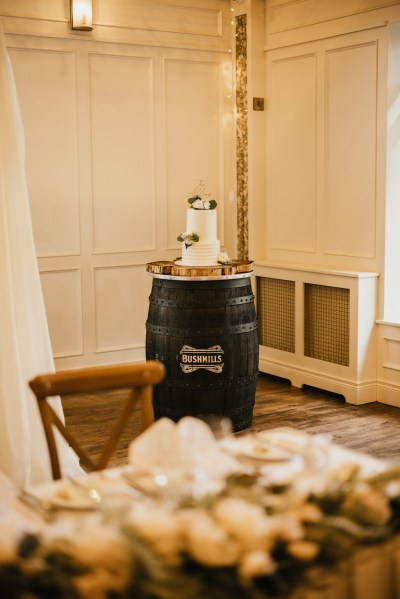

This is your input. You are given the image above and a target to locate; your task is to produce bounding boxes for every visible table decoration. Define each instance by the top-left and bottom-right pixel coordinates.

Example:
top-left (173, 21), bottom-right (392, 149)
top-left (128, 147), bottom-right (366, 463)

top-left (1, 426), bottom-right (400, 598)
top-left (127, 417), bottom-right (238, 498)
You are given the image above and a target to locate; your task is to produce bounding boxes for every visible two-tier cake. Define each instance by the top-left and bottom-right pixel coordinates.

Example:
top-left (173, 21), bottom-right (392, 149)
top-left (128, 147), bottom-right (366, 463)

top-left (177, 195), bottom-right (221, 266)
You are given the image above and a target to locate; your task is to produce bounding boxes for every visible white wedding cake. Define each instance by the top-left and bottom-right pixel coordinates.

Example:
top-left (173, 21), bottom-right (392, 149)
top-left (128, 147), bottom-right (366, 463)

top-left (177, 196), bottom-right (221, 266)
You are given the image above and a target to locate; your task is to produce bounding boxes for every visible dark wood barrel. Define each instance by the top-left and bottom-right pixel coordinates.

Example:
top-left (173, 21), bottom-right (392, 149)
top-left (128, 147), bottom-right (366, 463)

top-left (145, 275), bottom-right (259, 431)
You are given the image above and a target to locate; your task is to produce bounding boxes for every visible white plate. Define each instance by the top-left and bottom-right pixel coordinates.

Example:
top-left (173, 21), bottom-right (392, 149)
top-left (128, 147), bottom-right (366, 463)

top-left (238, 443), bottom-right (293, 463)
top-left (44, 485), bottom-right (98, 510)
top-left (221, 436), bottom-right (293, 464)
top-left (123, 468), bottom-right (224, 499)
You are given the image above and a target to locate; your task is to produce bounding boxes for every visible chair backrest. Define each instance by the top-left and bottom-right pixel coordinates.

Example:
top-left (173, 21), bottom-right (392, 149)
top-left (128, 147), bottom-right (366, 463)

top-left (29, 360), bottom-right (165, 480)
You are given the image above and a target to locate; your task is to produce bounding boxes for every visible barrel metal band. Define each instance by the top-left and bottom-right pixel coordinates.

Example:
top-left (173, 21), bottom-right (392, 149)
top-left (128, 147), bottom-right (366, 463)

top-left (159, 375), bottom-right (257, 389)
top-left (149, 294), bottom-right (254, 308)
top-left (224, 294), bottom-right (254, 306)
top-left (153, 277), bottom-right (251, 289)
top-left (146, 322), bottom-right (258, 336)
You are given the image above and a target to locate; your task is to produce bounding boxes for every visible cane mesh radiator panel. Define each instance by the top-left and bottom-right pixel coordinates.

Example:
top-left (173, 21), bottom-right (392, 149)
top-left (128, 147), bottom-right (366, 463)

top-left (304, 284), bottom-right (350, 366)
top-left (257, 277), bottom-right (295, 353)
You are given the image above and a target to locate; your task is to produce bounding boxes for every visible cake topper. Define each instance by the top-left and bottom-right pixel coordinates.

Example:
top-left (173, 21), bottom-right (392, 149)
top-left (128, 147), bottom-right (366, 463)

top-left (187, 180), bottom-right (217, 210)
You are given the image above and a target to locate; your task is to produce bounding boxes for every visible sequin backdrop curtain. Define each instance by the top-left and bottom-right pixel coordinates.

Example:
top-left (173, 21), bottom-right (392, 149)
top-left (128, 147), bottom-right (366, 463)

top-left (0, 20), bottom-right (82, 486)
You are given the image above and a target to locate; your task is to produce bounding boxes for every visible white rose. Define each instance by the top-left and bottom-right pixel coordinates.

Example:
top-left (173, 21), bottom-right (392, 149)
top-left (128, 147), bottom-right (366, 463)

top-left (386, 480), bottom-right (400, 498)
top-left (193, 199), bottom-right (203, 209)
top-left (183, 511), bottom-right (241, 567)
top-left (213, 498), bottom-right (275, 552)
top-left (203, 200), bottom-right (211, 209)
top-left (287, 540), bottom-right (320, 561)
top-left (267, 513), bottom-right (304, 542)
top-left (342, 483), bottom-right (391, 526)
top-left (0, 518), bottom-right (24, 562)
top-left (127, 503), bottom-right (183, 565)
top-left (217, 252), bottom-right (231, 264)
top-left (48, 523), bottom-right (131, 597)
top-left (294, 502), bottom-right (323, 523)
top-left (239, 550), bottom-right (276, 583)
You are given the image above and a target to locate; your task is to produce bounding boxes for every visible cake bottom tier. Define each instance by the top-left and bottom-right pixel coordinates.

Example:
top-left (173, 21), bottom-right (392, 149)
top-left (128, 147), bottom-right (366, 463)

top-left (181, 241), bottom-right (220, 266)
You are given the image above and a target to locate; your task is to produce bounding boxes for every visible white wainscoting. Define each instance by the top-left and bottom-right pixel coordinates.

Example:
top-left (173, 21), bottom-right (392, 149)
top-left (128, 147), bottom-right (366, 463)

top-left (8, 47), bottom-right (81, 258)
top-left (377, 322), bottom-right (400, 407)
top-left (5, 2), bottom-right (232, 369)
top-left (40, 268), bottom-right (84, 359)
top-left (265, 27), bottom-right (386, 275)
top-left (89, 52), bottom-right (156, 255)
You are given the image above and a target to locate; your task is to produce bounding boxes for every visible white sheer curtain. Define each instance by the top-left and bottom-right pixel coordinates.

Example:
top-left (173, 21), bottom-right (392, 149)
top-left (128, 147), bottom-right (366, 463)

top-left (0, 20), bottom-right (82, 486)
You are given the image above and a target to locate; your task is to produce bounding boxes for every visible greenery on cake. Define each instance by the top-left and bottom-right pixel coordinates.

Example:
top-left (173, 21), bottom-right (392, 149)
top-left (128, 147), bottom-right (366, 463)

top-left (177, 231), bottom-right (199, 249)
top-left (188, 195), bottom-right (217, 210)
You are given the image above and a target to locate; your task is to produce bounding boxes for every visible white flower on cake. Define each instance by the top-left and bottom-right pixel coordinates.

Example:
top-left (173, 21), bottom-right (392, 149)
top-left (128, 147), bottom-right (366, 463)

top-left (176, 231), bottom-right (199, 249)
top-left (188, 195), bottom-right (217, 210)
top-left (217, 251), bottom-right (231, 264)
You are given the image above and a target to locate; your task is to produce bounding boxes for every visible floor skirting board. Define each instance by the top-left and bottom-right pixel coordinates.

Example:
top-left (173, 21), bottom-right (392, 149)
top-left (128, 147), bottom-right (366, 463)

top-left (259, 357), bottom-right (378, 405)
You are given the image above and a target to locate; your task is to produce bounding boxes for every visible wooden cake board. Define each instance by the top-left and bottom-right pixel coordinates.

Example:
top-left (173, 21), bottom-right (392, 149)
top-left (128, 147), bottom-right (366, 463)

top-left (146, 260), bottom-right (254, 277)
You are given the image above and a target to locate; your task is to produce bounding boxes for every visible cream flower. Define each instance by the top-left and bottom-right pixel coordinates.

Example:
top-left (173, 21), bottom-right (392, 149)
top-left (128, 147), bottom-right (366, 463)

top-left (217, 251), bottom-right (231, 264)
top-left (0, 519), bottom-right (20, 562)
top-left (287, 540), bottom-right (320, 561)
top-left (342, 483), bottom-right (391, 526)
top-left (294, 502), bottom-right (323, 523)
top-left (47, 524), bottom-right (131, 599)
top-left (183, 511), bottom-right (241, 567)
top-left (267, 513), bottom-right (304, 543)
top-left (127, 503), bottom-right (183, 565)
top-left (239, 550), bottom-right (277, 583)
top-left (213, 498), bottom-right (275, 551)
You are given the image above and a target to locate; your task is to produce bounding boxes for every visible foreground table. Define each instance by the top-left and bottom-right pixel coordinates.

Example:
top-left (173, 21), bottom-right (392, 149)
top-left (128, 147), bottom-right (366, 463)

top-left (1, 426), bottom-right (400, 599)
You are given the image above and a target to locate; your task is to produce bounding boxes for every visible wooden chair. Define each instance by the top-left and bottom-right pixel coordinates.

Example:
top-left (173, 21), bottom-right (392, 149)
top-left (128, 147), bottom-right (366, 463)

top-left (29, 360), bottom-right (165, 480)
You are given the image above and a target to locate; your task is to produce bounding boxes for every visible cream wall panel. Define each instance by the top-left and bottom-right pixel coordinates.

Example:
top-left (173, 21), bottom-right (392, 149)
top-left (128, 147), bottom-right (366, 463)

top-left (325, 42), bottom-right (377, 259)
top-left (377, 323), bottom-right (400, 407)
top-left (383, 25), bottom-right (400, 322)
top-left (89, 53), bottom-right (155, 254)
top-left (93, 265), bottom-right (151, 353)
top-left (96, 0), bottom-right (222, 37)
top-left (265, 29), bottom-right (385, 271)
top-left (0, 0), bottom-right (68, 20)
top-left (9, 48), bottom-right (80, 257)
top-left (164, 58), bottom-right (223, 250)
top-left (382, 337), bottom-right (400, 371)
top-left (40, 269), bottom-right (83, 358)
top-left (266, 0), bottom-right (400, 50)
top-left (269, 53), bottom-right (317, 253)
top-left (269, 0), bottom-right (400, 33)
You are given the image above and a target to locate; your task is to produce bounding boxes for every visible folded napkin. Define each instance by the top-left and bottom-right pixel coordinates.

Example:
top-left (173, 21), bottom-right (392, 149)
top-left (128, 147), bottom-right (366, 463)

top-left (128, 417), bottom-right (237, 481)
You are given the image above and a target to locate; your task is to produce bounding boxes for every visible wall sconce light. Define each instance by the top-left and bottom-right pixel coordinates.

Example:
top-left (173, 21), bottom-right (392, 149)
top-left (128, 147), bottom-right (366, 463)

top-left (71, 0), bottom-right (93, 31)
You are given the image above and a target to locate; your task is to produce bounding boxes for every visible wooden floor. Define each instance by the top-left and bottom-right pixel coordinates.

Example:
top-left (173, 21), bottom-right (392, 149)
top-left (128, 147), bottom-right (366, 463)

top-left (62, 372), bottom-right (400, 469)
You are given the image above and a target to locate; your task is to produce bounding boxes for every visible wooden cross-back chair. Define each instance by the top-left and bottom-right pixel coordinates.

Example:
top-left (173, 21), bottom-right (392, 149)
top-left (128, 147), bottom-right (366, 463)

top-left (29, 360), bottom-right (165, 480)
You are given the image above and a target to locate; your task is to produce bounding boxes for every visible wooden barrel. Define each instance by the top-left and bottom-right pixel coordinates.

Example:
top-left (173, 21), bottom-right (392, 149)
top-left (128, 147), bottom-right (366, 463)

top-left (145, 275), bottom-right (258, 431)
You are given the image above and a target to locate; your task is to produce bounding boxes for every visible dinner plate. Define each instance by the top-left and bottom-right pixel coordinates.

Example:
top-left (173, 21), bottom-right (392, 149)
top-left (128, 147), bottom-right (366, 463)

top-left (237, 443), bottom-right (293, 463)
top-left (123, 468), bottom-right (224, 499)
top-left (220, 436), bottom-right (293, 464)
top-left (43, 484), bottom-right (98, 511)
